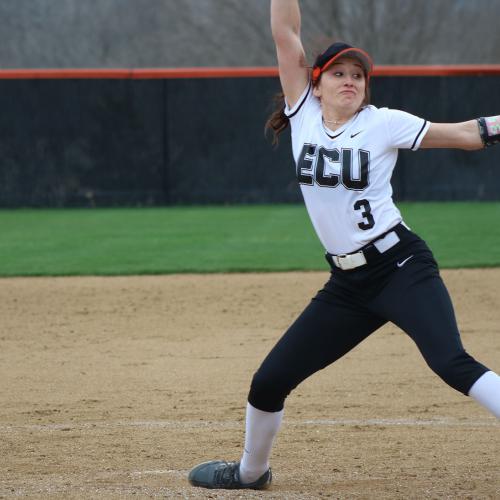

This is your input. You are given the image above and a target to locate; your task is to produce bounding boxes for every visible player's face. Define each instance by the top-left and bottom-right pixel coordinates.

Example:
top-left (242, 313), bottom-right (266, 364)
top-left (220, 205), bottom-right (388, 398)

top-left (313, 58), bottom-right (366, 113)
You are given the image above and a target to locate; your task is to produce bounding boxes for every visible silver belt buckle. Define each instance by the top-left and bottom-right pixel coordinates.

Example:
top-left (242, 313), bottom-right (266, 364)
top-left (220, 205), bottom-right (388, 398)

top-left (333, 251), bottom-right (367, 270)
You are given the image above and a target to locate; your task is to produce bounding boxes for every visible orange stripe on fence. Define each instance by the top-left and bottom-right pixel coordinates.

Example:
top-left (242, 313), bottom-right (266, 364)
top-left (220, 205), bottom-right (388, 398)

top-left (0, 67), bottom-right (279, 79)
top-left (0, 65), bottom-right (500, 79)
top-left (373, 65), bottom-right (500, 76)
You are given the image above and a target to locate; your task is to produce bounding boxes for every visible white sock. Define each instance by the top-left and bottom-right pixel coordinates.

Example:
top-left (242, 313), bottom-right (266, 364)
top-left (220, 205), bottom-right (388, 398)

top-left (239, 402), bottom-right (284, 483)
top-left (468, 371), bottom-right (500, 418)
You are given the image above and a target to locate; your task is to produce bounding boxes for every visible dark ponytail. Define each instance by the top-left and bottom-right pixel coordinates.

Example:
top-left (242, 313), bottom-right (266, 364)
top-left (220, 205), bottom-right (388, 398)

top-left (264, 92), bottom-right (289, 146)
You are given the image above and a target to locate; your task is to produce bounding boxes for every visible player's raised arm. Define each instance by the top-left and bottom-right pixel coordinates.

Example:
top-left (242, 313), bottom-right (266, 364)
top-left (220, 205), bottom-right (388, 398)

top-left (421, 116), bottom-right (500, 150)
top-left (271, 0), bottom-right (309, 108)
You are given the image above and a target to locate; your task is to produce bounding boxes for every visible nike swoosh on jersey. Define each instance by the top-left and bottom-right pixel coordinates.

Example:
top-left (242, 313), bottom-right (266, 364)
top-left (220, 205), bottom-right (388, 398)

top-left (350, 131), bottom-right (363, 138)
top-left (397, 255), bottom-right (414, 268)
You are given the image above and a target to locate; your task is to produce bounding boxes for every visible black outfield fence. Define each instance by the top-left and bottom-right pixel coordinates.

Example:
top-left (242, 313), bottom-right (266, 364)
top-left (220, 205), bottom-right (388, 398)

top-left (0, 67), bottom-right (499, 207)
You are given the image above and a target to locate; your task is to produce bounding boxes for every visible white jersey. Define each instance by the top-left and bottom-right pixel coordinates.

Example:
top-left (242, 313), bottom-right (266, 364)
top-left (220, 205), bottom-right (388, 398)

top-left (285, 83), bottom-right (430, 255)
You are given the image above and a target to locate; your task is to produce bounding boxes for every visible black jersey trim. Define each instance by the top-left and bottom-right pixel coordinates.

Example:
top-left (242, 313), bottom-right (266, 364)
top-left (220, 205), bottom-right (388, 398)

top-left (323, 127), bottom-right (345, 139)
top-left (322, 109), bottom-right (363, 140)
top-left (411, 120), bottom-right (428, 150)
top-left (286, 83), bottom-right (312, 119)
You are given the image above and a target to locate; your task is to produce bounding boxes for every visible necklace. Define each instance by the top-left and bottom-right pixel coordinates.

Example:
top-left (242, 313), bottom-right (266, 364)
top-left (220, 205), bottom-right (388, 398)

top-left (323, 117), bottom-right (348, 125)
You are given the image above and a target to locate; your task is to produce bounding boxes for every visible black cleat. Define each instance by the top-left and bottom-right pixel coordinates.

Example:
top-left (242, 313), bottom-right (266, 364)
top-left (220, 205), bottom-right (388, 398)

top-left (188, 460), bottom-right (272, 490)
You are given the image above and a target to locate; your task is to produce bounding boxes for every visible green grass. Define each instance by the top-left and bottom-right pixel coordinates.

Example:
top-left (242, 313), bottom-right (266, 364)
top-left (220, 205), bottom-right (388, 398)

top-left (0, 203), bottom-right (499, 276)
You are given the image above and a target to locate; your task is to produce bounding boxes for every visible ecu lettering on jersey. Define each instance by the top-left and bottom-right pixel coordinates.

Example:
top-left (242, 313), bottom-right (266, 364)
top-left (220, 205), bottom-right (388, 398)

top-left (285, 83), bottom-right (429, 255)
top-left (297, 145), bottom-right (370, 191)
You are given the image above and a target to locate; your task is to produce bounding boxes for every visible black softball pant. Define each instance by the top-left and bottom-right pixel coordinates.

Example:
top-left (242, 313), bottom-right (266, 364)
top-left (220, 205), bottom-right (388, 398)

top-left (248, 225), bottom-right (489, 413)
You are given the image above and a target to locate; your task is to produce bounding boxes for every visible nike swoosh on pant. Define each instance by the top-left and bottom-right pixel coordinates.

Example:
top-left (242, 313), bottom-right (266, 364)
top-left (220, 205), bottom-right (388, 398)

top-left (397, 255), bottom-right (414, 268)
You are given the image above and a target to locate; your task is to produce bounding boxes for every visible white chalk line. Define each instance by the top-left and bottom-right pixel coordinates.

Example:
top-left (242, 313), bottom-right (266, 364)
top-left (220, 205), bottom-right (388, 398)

top-left (129, 469), bottom-right (185, 477)
top-left (0, 416), bottom-right (497, 433)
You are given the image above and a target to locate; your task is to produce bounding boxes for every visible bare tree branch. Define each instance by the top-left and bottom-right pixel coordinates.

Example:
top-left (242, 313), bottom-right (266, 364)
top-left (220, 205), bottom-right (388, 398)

top-left (0, 0), bottom-right (498, 68)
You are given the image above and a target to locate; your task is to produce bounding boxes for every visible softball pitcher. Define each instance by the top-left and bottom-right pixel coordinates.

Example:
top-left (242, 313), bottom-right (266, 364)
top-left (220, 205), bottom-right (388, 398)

top-left (188, 0), bottom-right (500, 490)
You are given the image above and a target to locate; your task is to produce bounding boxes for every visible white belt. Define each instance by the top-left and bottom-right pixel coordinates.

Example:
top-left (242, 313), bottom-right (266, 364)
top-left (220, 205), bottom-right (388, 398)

top-left (331, 251), bottom-right (367, 270)
top-left (330, 230), bottom-right (401, 270)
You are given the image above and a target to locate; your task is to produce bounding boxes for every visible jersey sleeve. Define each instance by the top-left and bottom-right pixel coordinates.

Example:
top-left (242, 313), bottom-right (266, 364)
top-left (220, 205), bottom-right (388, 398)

top-left (284, 82), bottom-right (319, 131)
top-left (383, 108), bottom-right (430, 151)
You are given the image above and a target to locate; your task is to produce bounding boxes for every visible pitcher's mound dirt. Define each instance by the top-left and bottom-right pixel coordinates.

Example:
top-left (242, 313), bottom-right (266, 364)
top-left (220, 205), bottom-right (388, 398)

top-left (1, 270), bottom-right (498, 499)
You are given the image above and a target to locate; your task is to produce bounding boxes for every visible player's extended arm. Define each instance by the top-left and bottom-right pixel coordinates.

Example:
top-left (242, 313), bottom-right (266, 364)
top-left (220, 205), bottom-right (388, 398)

top-left (421, 116), bottom-right (500, 150)
top-left (271, 0), bottom-right (309, 108)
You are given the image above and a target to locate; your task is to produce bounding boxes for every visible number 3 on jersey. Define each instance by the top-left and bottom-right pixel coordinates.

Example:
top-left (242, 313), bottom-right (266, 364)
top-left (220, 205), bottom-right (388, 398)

top-left (354, 199), bottom-right (375, 230)
top-left (297, 144), bottom-right (375, 230)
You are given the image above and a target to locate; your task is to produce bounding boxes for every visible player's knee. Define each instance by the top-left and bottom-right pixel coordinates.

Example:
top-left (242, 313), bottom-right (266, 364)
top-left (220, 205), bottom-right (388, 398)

top-left (431, 358), bottom-right (459, 388)
top-left (247, 369), bottom-right (294, 413)
top-left (428, 353), bottom-right (486, 395)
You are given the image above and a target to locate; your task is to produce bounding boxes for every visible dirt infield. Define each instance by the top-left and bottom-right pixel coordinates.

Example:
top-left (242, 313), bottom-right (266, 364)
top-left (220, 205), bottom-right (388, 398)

top-left (0, 270), bottom-right (499, 499)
